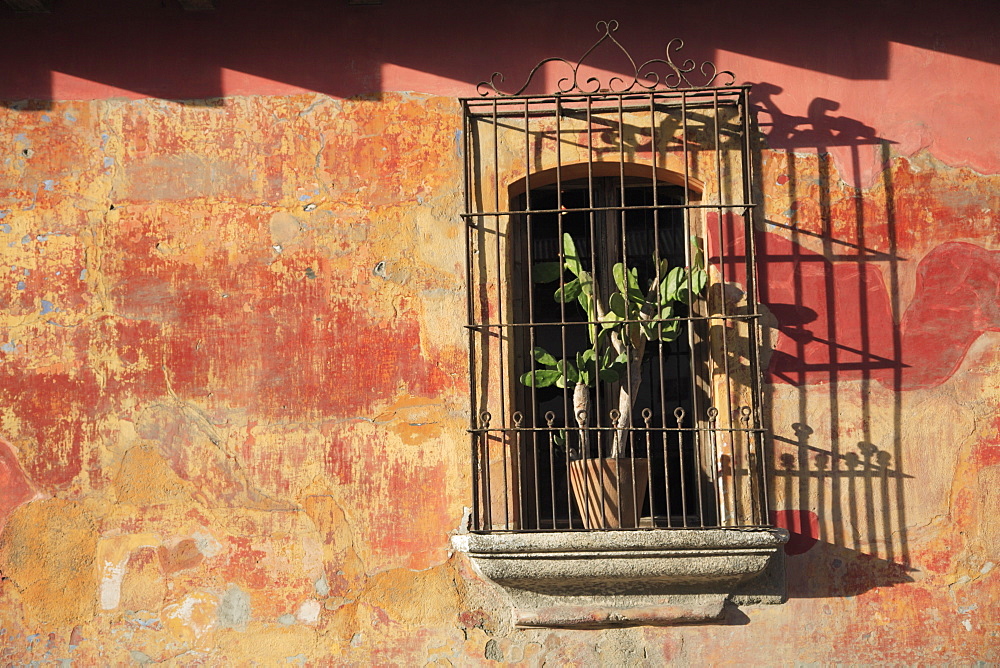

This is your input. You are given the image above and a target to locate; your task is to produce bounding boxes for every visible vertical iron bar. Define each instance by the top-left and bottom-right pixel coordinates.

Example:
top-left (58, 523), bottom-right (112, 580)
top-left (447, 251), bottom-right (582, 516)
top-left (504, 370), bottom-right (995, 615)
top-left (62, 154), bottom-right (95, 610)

top-left (740, 88), bottom-right (770, 521)
top-left (643, 408), bottom-right (654, 526)
top-left (676, 408), bottom-right (688, 526)
top-left (617, 94), bottom-right (628, 529)
top-left (553, 100), bottom-right (565, 531)
top-left (481, 414), bottom-right (495, 530)
top-left (628, 427), bottom-right (638, 526)
top-left (680, 90), bottom-right (707, 523)
top-left (520, 415), bottom-right (538, 530)
top-left (650, 94), bottom-right (670, 529)
top-left (489, 100), bottom-right (512, 530)
top-left (663, 415), bottom-right (672, 526)
top-left (694, 417), bottom-right (706, 526)
top-left (463, 105), bottom-right (480, 530)
top-left (713, 90), bottom-right (735, 441)
top-left (736, 407), bottom-right (753, 525)
top-left (522, 99), bottom-right (538, 529)
top-left (583, 96), bottom-right (597, 529)
top-left (547, 412), bottom-right (557, 529)
top-left (482, 113), bottom-right (495, 529)
top-left (708, 407), bottom-right (722, 525)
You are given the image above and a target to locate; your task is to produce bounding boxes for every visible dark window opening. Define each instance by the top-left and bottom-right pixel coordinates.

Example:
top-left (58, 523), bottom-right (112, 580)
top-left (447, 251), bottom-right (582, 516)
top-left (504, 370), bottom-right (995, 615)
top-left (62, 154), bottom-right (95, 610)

top-left (510, 177), bottom-right (710, 529)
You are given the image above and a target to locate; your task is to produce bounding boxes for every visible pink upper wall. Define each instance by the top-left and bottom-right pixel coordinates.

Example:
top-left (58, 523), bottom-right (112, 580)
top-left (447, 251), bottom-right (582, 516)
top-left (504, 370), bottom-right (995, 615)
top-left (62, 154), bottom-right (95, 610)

top-left (2, 0), bottom-right (999, 177)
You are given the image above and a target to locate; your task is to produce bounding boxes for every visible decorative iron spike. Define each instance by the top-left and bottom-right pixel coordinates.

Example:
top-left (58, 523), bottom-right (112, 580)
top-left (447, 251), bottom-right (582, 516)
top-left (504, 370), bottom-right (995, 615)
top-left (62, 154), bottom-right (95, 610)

top-left (674, 406), bottom-right (686, 427)
top-left (641, 407), bottom-right (653, 426)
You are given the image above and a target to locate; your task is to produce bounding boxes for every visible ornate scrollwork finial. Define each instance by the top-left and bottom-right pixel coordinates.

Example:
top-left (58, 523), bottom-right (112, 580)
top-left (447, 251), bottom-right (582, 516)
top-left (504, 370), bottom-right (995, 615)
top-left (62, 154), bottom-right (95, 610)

top-left (477, 20), bottom-right (735, 97)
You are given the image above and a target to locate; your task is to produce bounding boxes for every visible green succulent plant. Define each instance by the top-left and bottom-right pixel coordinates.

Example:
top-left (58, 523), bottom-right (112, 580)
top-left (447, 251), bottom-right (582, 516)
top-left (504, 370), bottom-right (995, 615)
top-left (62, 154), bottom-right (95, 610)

top-left (520, 231), bottom-right (708, 457)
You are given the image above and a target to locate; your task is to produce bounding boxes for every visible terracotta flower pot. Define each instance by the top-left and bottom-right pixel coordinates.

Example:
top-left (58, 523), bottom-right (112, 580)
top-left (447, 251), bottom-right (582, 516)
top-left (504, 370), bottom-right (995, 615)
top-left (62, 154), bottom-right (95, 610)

top-left (569, 457), bottom-right (650, 529)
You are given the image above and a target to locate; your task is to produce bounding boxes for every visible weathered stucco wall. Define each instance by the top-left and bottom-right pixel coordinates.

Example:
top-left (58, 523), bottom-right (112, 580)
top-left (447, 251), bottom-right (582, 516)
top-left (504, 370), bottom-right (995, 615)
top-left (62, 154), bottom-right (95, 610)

top-left (1, 3), bottom-right (998, 663)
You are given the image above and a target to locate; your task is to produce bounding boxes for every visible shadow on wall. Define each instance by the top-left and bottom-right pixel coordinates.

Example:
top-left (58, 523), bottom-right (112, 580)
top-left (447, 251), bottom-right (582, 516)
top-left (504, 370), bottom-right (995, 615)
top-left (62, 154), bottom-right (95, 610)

top-left (2, 0), bottom-right (999, 107)
top-left (736, 84), bottom-right (999, 597)
top-left (771, 437), bottom-right (915, 597)
top-left (736, 85), bottom-right (917, 598)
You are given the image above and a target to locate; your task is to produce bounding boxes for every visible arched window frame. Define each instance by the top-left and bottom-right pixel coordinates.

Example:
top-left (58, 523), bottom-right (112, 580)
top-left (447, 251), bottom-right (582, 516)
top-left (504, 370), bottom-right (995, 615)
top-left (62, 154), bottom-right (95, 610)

top-left (455, 22), bottom-right (789, 626)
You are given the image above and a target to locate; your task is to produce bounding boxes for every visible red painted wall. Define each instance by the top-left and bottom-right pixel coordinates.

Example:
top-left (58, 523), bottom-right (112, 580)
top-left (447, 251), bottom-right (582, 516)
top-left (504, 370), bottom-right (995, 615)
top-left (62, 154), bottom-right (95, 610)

top-left (1, 1), bottom-right (998, 663)
top-left (3, 0), bottom-right (998, 178)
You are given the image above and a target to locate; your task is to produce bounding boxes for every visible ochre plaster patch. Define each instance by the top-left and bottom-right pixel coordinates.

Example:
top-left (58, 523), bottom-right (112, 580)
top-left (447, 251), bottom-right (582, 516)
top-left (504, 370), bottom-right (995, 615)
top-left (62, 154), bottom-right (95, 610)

top-left (0, 499), bottom-right (98, 627)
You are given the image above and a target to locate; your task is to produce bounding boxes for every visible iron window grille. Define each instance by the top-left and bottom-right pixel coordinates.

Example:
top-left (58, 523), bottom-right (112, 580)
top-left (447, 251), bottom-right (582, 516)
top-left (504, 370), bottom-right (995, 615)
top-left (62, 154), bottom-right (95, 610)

top-left (463, 22), bottom-right (769, 533)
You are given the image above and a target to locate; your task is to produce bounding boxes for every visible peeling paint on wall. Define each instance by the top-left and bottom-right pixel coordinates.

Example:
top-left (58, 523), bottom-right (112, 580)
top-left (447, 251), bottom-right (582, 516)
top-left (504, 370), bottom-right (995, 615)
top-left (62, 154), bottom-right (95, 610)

top-left (0, 18), bottom-right (998, 661)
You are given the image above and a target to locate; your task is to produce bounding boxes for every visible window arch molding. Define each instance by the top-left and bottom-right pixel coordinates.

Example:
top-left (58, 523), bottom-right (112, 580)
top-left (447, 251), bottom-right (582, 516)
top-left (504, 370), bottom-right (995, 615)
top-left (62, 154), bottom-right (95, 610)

top-left (505, 162), bottom-right (705, 200)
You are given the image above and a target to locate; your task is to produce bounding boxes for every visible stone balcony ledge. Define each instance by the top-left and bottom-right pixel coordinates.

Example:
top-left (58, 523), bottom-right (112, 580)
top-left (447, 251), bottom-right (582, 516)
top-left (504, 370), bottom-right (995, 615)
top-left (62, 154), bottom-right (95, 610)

top-left (452, 528), bottom-right (788, 628)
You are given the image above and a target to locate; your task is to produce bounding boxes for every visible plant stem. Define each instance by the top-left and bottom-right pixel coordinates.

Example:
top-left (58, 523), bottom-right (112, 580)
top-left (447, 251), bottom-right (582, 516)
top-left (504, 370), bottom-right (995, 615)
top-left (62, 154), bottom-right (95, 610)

top-left (609, 273), bottom-right (662, 457)
top-left (611, 341), bottom-right (644, 458)
top-left (573, 382), bottom-right (590, 457)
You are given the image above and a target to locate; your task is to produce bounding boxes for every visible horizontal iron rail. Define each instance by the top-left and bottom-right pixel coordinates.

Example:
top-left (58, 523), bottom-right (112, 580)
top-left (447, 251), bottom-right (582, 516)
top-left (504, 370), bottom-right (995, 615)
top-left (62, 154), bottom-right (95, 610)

top-left (462, 203), bottom-right (755, 218)
top-left (466, 313), bottom-right (762, 329)
top-left (468, 525), bottom-right (775, 534)
top-left (469, 426), bottom-right (766, 433)
top-left (464, 103), bottom-right (744, 119)
top-left (461, 84), bottom-right (751, 104)
top-left (463, 104), bottom-right (745, 122)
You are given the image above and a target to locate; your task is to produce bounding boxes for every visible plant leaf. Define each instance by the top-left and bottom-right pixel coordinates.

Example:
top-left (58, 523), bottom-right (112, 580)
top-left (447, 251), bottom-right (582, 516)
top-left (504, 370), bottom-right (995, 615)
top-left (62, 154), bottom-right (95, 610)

top-left (626, 267), bottom-right (644, 304)
top-left (691, 235), bottom-right (705, 270)
top-left (595, 327), bottom-right (609, 347)
top-left (600, 314), bottom-right (620, 330)
top-left (601, 347), bottom-right (614, 370)
top-left (691, 268), bottom-right (708, 295)
top-left (558, 359), bottom-right (579, 385)
top-left (663, 266), bottom-right (684, 303)
top-left (641, 319), bottom-right (659, 340)
top-left (612, 263), bottom-right (627, 293)
top-left (533, 347), bottom-right (557, 367)
top-left (532, 262), bottom-right (563, 283)
top-left (608, 291), bottom-right (627, 318)
top-left (520, 369), bottom-right (561, 387)
top-left (628, 320), bottom-right (640, 345)
top-left (660, 320), bottom-right (681, 341)
top-left (554, 278), bottom-right (582, 303)
top-left (563, 233), bottom-right (582, 277)
top-left (627, 266), bottom-right (640, 292)
top-left (598, 368), bottom-right (619, 382)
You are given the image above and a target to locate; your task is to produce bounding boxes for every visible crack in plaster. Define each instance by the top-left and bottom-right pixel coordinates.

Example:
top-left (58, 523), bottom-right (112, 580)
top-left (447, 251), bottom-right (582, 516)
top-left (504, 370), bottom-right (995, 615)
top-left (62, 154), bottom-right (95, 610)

top-left (133, 371), bottom-right (297, 512)
top-left (301, 491), bottom-right (360, 558)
